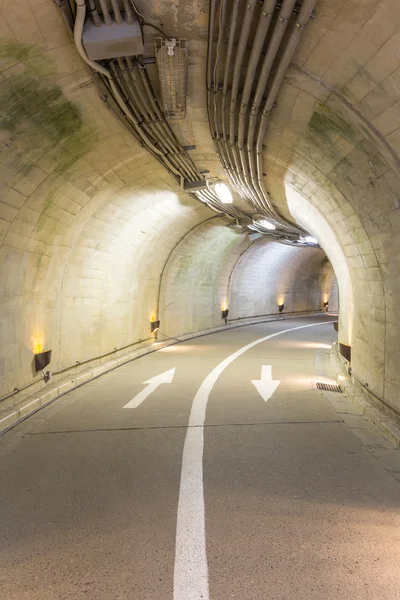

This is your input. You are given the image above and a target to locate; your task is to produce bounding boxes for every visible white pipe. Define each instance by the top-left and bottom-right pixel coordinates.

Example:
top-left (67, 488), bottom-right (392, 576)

top-left (98, 0), bottom-right (112, 25)
top-left (110, 0), bottom-right (122, 24)
top-left (73, 1), bottom-right (172, 162)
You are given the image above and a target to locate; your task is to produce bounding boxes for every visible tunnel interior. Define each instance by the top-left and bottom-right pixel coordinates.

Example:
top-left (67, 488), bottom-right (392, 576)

top-left (1, 2), bottom-right (400, 599)
top-left (0, 0), bottom-right (399, 426)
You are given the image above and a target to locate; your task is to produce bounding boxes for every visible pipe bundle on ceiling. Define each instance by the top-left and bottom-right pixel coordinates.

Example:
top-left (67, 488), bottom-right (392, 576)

top-left (207, 0), bottom-right (317, 233)
top-left (69, 0), bottom-right (251, 221)
top-left (60, 0), bottom-right (317, 241)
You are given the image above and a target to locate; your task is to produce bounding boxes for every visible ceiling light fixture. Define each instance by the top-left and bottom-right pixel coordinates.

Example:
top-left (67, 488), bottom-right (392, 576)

top-left (155, 38), bottom-right (188, 119)
top-left (214, 182), bottom-right (233, 204)
top-left (304, 235), bottom-right (318, 244)
top-left (258, 219), bottom-right (276, 230)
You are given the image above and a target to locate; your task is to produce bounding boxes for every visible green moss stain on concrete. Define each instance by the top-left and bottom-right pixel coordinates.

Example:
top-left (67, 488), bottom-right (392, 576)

top-left (309, 103), bottom-right (361, 145)
top-left (0, 39), bottom-right (94, 234)
top-left (0, 77), bottom-right (82, 142)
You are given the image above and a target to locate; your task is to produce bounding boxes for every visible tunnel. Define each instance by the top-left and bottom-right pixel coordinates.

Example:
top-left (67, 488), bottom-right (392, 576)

top-left (0, 1), bottom-right (399, 598)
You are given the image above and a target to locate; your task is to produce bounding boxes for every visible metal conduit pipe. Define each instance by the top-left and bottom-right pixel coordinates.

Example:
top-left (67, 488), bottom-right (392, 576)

top-left (215, 0), bottom-right (271, 216)
top-left (110, 0), bottom-right (122, 23)
top-left (96, 75), bottom-right (191, 186)
top-left (73, 1), bottom-right (184, 177)
top-left (244, 0), bottom-right (298, 223)
top-left (221, 0), bottom-right (239, 138)
top-left (124, 58), bottom-right (151, 119)
top-left (236, 0), bottom-right (277, 216)
top-left (87, 0), bottom-right (102, 26)
top-left (125, 62), bottom-right (200, 181)
top-left (200, 187), bottom-right (241, 218)
top-left (97, 0), bottom-right (112, 25)
top-left (115, 61), bottom-right (187, 175)
top-left (206, 0), bottom-right (217, 92)
top-left (137, 66), bottom-right (181, 151)
top-left (247, 0), bottom-right (297, 152)
top-left (122, 0), bottom-right (134, 23)
top-left (212, 0), bottom-right (227, 143)
top-left (228, 0), bottom-right (257, 148)
top-left (237, 0), bottom-right (275, 151)
top-left (255, 0), bottom-right (317, 212)
top-left (197, 190), bottom-right (226, 213)
top-left (202, 193), bottom-right (245, 220)
top-left (196, 194), bottom-right (225, 214)
top-left (257, 0), bottom-right (317, 156)
top-left (220, 0), bottom-right (240, 184)
top-left (111, 61), bottom-right (172, 161)
top-left (114, 60), bottom-right (144, 121)
top-left (132, 63), bottom-right (202, 182)
top-left (205, 0), bottom-right (304, 233)
top-left (207, 3), bottom-right (234, 183)
top-left (245, 0), bottom-right (301, 226)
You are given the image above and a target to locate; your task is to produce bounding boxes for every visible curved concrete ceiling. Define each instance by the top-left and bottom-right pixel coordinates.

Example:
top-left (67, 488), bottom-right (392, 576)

top-left (0, 0), bottom-right (399, 422)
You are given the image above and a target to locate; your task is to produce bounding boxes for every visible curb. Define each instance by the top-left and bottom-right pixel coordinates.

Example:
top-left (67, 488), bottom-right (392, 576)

top-left (330, 343), bottom-right (400, 449)
top-left (0, 311), bottom-right (332, 436)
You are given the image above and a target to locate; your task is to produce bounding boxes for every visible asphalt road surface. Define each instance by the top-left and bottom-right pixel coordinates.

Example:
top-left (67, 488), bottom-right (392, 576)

top-left (1, 316), bottom-right (399, 599)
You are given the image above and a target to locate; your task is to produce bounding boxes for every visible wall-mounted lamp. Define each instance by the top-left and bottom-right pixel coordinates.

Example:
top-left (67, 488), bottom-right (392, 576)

top-left (151, 320), bottom-right (160, 333)
top-left (323, 301), bottom-right (329, 310)
top-left (339, 343), bottom-right (351, 363)
top-left (222, 308), bottom-right (229, 323)
top-left (278, 303), bottom-right (284, 313)
top-left (34, 350), bottom-right (52, 383)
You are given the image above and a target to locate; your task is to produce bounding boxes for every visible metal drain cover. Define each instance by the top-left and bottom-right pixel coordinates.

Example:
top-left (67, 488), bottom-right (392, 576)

top-left (315, 382), bottom-right (342, 393)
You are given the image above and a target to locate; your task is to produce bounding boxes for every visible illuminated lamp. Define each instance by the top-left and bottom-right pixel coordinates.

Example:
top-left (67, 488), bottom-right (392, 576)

top-left (339, 343), bottom-right (351, 363)
top-left (222, 308), bottom-right (229, 321)
top-left (323, 301), bottom-right (329, 310)
top-left (34, 350), bottom-right (52, 372)
top-left (215, 182), bottom-right (233, 204)
top-left (305, 236), bottom-right (318, 244)
top-left (278, 303), bottom-right (284, 313)
top-left (151, 320), bottom-right (160, 333)
top-left (34, 350), bottom-right (52, 382)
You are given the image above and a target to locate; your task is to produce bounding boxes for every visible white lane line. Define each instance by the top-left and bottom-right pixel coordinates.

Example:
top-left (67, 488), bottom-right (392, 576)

top-left (173, 321), bottom-right (330, 600)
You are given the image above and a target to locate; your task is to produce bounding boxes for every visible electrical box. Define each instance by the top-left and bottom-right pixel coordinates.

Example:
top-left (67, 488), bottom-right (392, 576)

top-left (82, 16), bottom-right (143, 60)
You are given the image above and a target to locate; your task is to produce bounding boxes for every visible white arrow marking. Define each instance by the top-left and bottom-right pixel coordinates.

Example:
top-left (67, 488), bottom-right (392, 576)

top-left (251, 365), bottom-right (281, 402)
top-left (123, 368), bottom-right (176, 409)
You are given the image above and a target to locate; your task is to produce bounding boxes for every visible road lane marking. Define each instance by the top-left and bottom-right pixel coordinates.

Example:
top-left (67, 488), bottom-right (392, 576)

top-left (173, 321), bottom-right (330, 600)
top-left (123, 368), bottom-right (176, 409)
top-left (251, 365), bottom-right (280, 402)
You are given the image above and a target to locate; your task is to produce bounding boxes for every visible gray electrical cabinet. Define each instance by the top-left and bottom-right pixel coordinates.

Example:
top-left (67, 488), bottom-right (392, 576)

top-left (82, 16), bottom-right (143, 60)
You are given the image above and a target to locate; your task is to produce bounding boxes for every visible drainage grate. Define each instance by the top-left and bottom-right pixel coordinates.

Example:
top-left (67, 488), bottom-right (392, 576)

top-left (315, 382), bottom-right (342, 393)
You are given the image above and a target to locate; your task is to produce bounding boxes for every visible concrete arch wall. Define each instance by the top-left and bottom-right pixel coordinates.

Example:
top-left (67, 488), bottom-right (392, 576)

top-left (228, 240), bottom-right (338, 320)
top-left (0, 6), bottom-right (335, 401)
top-left (262, 53), bottom-right (400, 412)
top-left (2, 0), bottom-right (399, 421)
top-left (286, 181), bottom-right (387, 400)
top-left (159, 225), bottom-right (338, 337)
top-left (0, 17), bottom-right (216, 396)
top-left (159, 221), bottom-right (250, 336)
